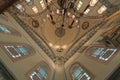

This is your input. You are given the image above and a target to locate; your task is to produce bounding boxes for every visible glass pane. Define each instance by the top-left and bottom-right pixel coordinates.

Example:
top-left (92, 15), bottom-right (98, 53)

top-left (98, 5), bottom-right (107, 14)
top-left (30, 66), bottom-right (48, 80)
top-left (99, 48), bottom-right (117, 61)
top-left (16, 4), bottom-right (25, 12)
top-left (32, 6), bottom-right (39, 13)
top-left (72, 66), bottom-right (91, 80)
top-left (92, 48), bottom-right (104, 57)
top-left (84, 8), bottom-right (90, 15)
top-left (40, 0), bottom-right (46, 9)
top-left (76, 1), bottom-right (83, 10)
top-left (91, 47), bottom-right (117, 61)
top-left (72, 67), bottom-right (83, 80)
top-left (30, 72), bottom-right (41, 80)
top-left (0, 25), bottom-right (11, 34)
top-left (4, 46), bottom-right (21, 58)
top-left (89, 0), bottom-right (98, 7)
top-left (37, 67), bottom-right (47, 79)
top-left (15, 46), bottom-right (29, 55)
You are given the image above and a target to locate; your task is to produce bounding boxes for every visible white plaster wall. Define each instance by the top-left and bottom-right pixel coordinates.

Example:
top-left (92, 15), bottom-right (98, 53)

top-left (64, 13), bottom-right (120, 80)
top-left (0, 12), bottom-right (55, 80)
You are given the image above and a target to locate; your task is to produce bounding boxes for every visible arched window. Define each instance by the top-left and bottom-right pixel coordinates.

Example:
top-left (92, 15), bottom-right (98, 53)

top-left (89, 0), bottom-right (98, 7)
top-left (30, 66), bottom-right (48, 80)
top-left (0, 24), bottom-right (21, 36)
top-left (0, 25), bottom-right (11, 34)
top-left (97, 5), bottom-right (107, 14)
top-left (0, 43), bottom-right (35, 61)
top-left (86, 46), bottom-right (117, 61)
top-left (27, 62), bottom-right (51, 80)
top-left (4, 45), bottom-right (31, 58)
top-left (39, 0), bottom-right (46, 10)
top-left (16, 4), bottom-right (25, 12)
top-left (32, 6), bottom-right (39, 14)
top-left (76, 1), bottom-right (83, 11)
top-left (70, 63), bottom-right (91, 80)
top-left (25, 0), bottom-right (33, 4)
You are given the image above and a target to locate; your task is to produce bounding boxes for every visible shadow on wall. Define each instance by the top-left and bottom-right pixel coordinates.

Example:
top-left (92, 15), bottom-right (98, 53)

top-left (107, 65), bottom-right (120, 80)
top-left (0, 60), bottom-right (16, 80)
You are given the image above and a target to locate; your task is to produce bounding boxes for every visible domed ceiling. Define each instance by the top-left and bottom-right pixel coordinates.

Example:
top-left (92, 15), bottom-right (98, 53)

top-left (8, 0), bottom-right (120, 63)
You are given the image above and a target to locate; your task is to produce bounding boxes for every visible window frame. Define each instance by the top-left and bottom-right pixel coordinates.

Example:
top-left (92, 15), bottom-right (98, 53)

top-left (76, 0), bottom-right (83, 11)
top-left (97, 5), bottom-right (107, 14)
top-left (26, 62), bottom-right (51, 80)
top-left (16, 4), bottom-right (25, 12)
top-left (0, 25), bottom-right (11, 34)
top-left (89, 0), bottom-right (99, 7)
top-left (69, 62), bottom-right (94, 80)
top-left (85, 46), bottom-right (118, 63)
top-left (32, 6), bottom-right (39, 14)
top-left (0, 23), bottom-right (21, 36)
top-left (0, 43), bottom-right (35, 62)
top-left (39, 0), bottom-right (46, 10)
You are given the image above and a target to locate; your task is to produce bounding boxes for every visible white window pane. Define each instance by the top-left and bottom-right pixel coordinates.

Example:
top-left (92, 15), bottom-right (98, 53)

top-left (30, 72), bottom-right (40, 80)
top-left (25, 0), bottom-right (32, 3)
top-left (81, 73), bottom-right (91, 80)
top-left (30, 66), bottom-right (48, 80)
top-left (91, 47), bottom-right (117, 61)
top-left (76, 1), bottom-right (83, 10)
top-left (84, 8), bottom-right (90, 15)
top-left (0, 25), bottom-right (11, 34)
top-left (16, 4), bottom-right (25, 12)
top-left (72, 67), bottom-right (83, 79)
top-left (15, 46), bottom-right (28, 55)
top-left (99, 48), bottom-right (117, 61)
top-left (37, 67), bottom-right (47, 79)
top-left (32, 6), bottom-right (38, 13)
top-left (4, 45), bottom-right (31, 59)
top-left (98, 5), bottom-right (107, 14)
top-left (25, 0), bottom-right (33, 5)
top-left (4, 46), bottom-right (21, 58)
top-left (92, 48), bottom-right (104, 57)
top-left (89, 0), bottom-right (98, 7)
top-left (40, 0), bottom-right (46, 9)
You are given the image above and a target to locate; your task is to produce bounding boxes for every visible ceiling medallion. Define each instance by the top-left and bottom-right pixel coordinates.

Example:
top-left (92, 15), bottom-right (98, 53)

top-left (32, 19), bottom-right (39, 28)
top-left (82, 21), bottom-right (89, 30)
top-left (56, 48), bottom-right (64, 52)
top-left (55, 27), bottom-right (65, 37)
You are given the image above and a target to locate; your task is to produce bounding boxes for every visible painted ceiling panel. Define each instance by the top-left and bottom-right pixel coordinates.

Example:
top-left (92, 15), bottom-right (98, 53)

top-left (7, 0), bottom-right (120, 63)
